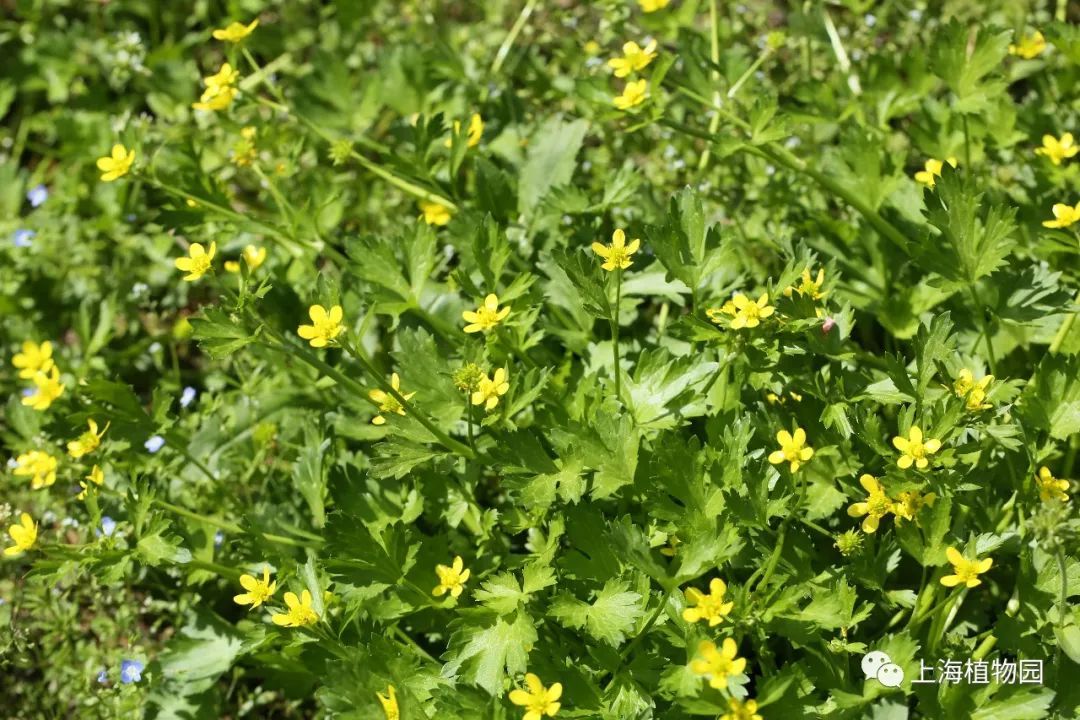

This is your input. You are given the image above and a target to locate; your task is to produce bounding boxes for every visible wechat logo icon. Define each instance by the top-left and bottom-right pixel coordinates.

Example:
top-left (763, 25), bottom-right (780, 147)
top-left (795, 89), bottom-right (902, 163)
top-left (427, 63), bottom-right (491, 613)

top-left (862, 650), bottom-right (905, 688)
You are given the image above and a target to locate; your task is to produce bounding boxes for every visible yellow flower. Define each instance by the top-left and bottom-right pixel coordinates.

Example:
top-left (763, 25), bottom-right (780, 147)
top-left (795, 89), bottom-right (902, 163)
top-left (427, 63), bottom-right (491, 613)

top-left (638, 0), bottom-right (671, 11)
top-left (297, 304), bottom-right (345, 347)
top-left (14, 450), bottom-right (58, 490)
top-left (508, 673), bottom-right (562, 720)
top-left (472, 368), bottom-right (510, 411)
top-left (96, 144), bottom-right (135, 182)
top-left (212, 19), bottom-right (259, 42)
top-left (377, 685), bottom-right (400, 720)
top-left (78, 465), bottom-right (105, 500)
top-left (681, 578), bottom-right (734, 626)
top-left (193, 63), bottom-right (239, 111)
top-left (23, 366), bottom-right (65, 411)
top-left (728, 293), bottom-right (775, 330)
top-left (271, 589), bottom-right (319, 627)
top-left (614, 79), bottom-right (648, 110)
top-left (1036, 466), bottom-right (1070, 503)
top-left (1009, 30), bottom-right (1046, 59)
top-left (892, 425), bottom-right (941, 470)
top-left (690, 638), bottom-right (746, 690)
top-left (961, 371), bottom-right (993, 411)
top-left (369, 373), bottom-right (416, 425)
top-left (12, 340), bottom-right (55, 380)
top-left (767, 427), bottom-right (814, 473)
top-left (462, 294), bottom-right (511, 333)
top-left (4, 513), bottom-right (38, 557)
top-left (940, 547), bottom-right (992, 588)
top-left (892, 489), bottom-right (936, 525)
top-left (420, 200), bottom-right (452, 226)
top-left (591, 228), bottom-right (641, 271)
top-left (444, 113), bottom-right (484, 148)
top-left (705, 300), bottom-right (738, 326)
top-left (433, 555), bottom-right (471, 598)
top-left (234, 567), bottom-right (277, 608)
top-left (846, 474), bottom-right (893, 533)
top-left (783, 267), bottom-right (826, 300)
top-left (225, 245), bottom-right (267, 273)
top-left (175, 242), bottom-right (217, 281)
top-left (914, 157), bottom-right (957, 188)
top-left (67, 418), bottom-right (109, 458)
top-left (721, 697), bottom-right (763, 720)
top-left (608, 40), bottom-right (658, 78)
top-left (1042, 202), bottom-right (1080, 229)
top-left (1035, 133), bottom-right (1078, 166)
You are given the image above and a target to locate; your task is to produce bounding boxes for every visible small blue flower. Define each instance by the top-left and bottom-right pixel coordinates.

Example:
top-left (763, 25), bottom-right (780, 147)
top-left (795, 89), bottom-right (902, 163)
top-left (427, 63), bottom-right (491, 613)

top-left (214, 530), bottom-right (225, 548)
top-left (97, 668), bottom-right (108, 684)
top-left (21, 387), bottom-right (34, 397)
top-left (144, 435), bottom-right (165, 453)
top-left (98, 516), bottom-right (117, 537)
top-left (119, 659), bottom-right (144, 684)
top-left (27, 184), bottom-right (49, 208)
top-left (180, 386), bottom-right (197, 408)
top-left (12, 229), bottom-right (35, 247)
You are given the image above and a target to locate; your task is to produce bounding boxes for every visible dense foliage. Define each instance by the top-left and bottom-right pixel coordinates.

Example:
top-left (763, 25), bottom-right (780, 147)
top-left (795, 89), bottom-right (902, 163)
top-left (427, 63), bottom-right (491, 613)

top-left (3, 1), bottom-right (1080, 718)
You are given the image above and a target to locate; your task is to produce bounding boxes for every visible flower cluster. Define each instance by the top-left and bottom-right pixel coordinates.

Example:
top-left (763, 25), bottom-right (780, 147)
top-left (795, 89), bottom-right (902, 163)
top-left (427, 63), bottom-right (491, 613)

top-left (193, 62), bottom-right (240, 112)
top-left (13, 341), bottom-right (65, 411)
top-left (847, 474), bottom-right (936, 533)
top-left (609, 35), bottom-right (657, 110)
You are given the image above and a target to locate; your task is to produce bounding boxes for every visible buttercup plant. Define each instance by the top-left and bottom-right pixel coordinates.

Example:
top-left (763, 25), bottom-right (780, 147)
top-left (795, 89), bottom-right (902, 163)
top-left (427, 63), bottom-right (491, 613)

top-left (3, 2), bottom-right (1080, 719)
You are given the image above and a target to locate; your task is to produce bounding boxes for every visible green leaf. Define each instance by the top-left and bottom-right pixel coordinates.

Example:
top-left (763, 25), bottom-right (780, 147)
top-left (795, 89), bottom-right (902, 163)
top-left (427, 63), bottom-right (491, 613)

top-left (1018, 354), bottom-right (1080, 440)
top-left (443, 612), bottom-right (537, 695)
top-left (189, 307), bottom-right (257, 359)
top-left (644, 187), bottom-right (730, 294)
top-left (519, 116), bottom-right (589, 219)
top-left (550, 578), bottom-right (644, 646)
top-left (970, 687), bottom-right (1056, 720)
top-left (930, 22), bottom-right (1011, 113)
top-left (473, 563), bottom-right (555, 616)
top-left (914, 312), bottom-right (954, 400)
top-left (154, 609), bottom-right (244, 693)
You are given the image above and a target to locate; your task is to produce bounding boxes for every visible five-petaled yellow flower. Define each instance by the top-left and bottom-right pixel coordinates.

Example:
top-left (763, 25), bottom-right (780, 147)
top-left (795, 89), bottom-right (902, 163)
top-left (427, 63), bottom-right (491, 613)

top-left (12, 340), bottom-right (54, 379)
top-left (721, 697), bottom-right (763, 720)
top-left (370, 373), bottom-right (416, 425)
top-left (940, 547), bottom-right (992, 588)
top-left (592, 228), bottom-right (641, 271)
top-left (271, 589), bottom-right (319, 627)
top-left (608, 40), bottom-right (658, 78)
top-left (4, 513), bottom-right (38, 557)
top-left (67, 418), bottom-right (109, 458)
top-left (682, 578), bottom-right (734, 626)
top-left (224, 245), bottom-right (267, 273)
top-left (690, 638), bottom-right (746, 690)
top-left (420, 200), bottom-right (452, 226)
top-left (472, 368), bottom-right (510, 411)
top-left (298, 304), bottom-right (345, 347)
top-left (892, 489), bottom-right (936, 525)
top-left (212, 19), bottom-right (259, 42)
top-left (846, 474), bottom-right (893, 533)
top-left (1042, 202), bottom-right (1080, 229)
top-left (768, 427), bottom-right (814, 473)
top-left (78, 465), bottom-right (105, 500)
top-left (784, 267), bottom-right (826, 300)
top-left (15, 450), bottom-right (58, 490)
top-left (234, 567), bottom-right (277, 608)
top-left (1035, 133), bottom-right (1077, 166)
top-left (638, 0), bottom-right (671, 11)
top-left (954, 369), bottom-right (993, 411)
top-left (614, 79), bottom-right (648, 110)
top-left (175, 242), bottom-right (217, 281)
top-left (433, 555), bottom-right (470, 598)
top-left (96, 144), bottom-right (136, 182)
top-left (1009, 30), bottom-right (1046, 59)
top-left (193, 62), bottom-right (239, 111)
top-left (23, 366), bottom-right (65, 411)
top-left (508, 673), bottom-right (562, 720)
top-left (914, 157), bottom-right (957, 188)
top-left (729, 293), bottom-right (775, 330)
top-left (463, 294), bottom-right (511, 333)
top-left (444, 113), bottom-right (484, 149)
top-left (892, 425), bottom-right (941, 470)
top-left (377, 685), bottom-right (400, 720)
top-left (1036, 466), bottom-right (1070, 503)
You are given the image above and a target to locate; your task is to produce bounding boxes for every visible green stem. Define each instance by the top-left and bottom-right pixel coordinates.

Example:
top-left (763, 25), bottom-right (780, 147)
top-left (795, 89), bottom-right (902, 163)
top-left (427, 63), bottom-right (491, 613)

top-left (491, 0), bottom-right (540, 75)
top-left (613, 269), bottom-right (623, 402)
top-left (697, 0), bottom-right (722, 171)
top-left (149, 497), bottom-right (317, 548)
top-left (727, 45), bottom-right (773, 100)
top-left (1048, 290), bottom-right (1080, 354)
top-left (466, 397), bottom-right (475, 450)
top-left (968, 284), bottom-right (998, 374)
top-left (1057, 548), bottom-right (1068, 672)
top-left (962, 114), bottom-right (972, 168)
